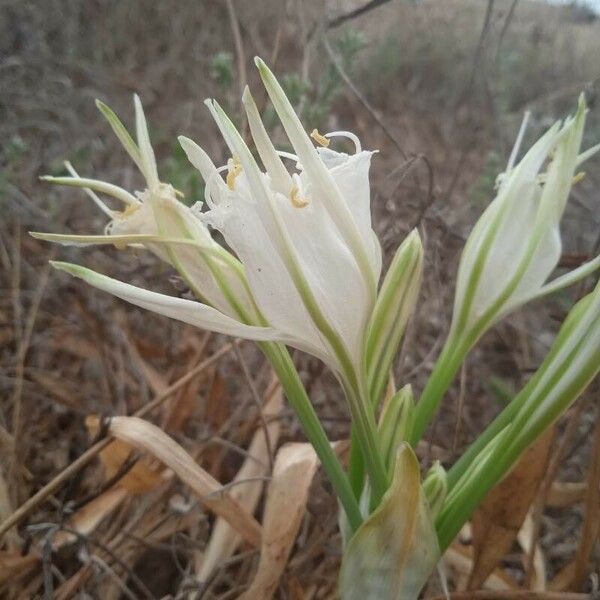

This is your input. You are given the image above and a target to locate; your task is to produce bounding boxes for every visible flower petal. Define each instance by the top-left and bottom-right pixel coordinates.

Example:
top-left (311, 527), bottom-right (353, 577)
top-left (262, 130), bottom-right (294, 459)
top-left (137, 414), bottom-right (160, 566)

top-left (255, 58), bottom-right (378, 295)
top-left (242, 86), bottom-right (292, 196)
top-left (51, 261), bottom-right (280, 341)
top-left (134, 94), bottom-right (160, 191)
top-left (41, 176), bottom-right (139, 206)
top-left (95, 99), bottom-right (144, 174)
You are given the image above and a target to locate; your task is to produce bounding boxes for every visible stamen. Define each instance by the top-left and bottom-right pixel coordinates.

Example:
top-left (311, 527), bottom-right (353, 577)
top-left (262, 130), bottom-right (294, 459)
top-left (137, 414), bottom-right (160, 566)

top-left (276, 150), bottom-right (300, 162)
top-left (290, 184), bottom-right (309, 208)
top-left (310, 129), bottom-right (330, 148)
top-left (117, 204), bottom-right (141, 219)
top-left (226, 156), bottom-right (242, 190)
top-left (324, 131), bottom-right (362, 154)
top-left (572, 171), bottom-right (586, 185)
top-left (205, 164), bottom-right (229, 208)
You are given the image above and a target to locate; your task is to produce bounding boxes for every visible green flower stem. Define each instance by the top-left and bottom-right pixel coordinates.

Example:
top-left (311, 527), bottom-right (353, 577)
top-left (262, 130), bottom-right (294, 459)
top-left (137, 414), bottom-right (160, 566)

top-left (347, 429), bottom-right (365, 498)
top-left (410, 339), bottom-right (467, 446)
top-left (260, 342), bottom-right (363, 532)
top-left (342, 375), bottom-right (389, 506)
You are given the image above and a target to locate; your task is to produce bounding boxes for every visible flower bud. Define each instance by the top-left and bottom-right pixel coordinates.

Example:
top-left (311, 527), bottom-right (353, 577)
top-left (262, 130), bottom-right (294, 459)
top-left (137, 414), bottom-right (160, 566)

top-left (367, 230), bottom-right (423, 406)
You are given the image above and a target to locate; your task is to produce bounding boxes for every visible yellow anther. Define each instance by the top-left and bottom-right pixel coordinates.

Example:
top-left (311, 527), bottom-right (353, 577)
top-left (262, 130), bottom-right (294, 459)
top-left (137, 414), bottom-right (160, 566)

top-left (117, 204), bottom-right (141, 219)
top-left (572, 171), bottom-right (586, 185)
top-left (310, 128), bottom-right (330, 148)
top-left (290, 185), bottom-right (309, 208)
top-left (226, 156), bottom-right (242, 190)
top-left (174, 188), bottom-right (185, 199)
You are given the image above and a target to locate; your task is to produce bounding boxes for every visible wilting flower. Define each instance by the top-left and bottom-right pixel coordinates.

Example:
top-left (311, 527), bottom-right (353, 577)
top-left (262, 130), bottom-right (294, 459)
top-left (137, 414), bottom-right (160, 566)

top-left (35, 59), bottom-right (385, 379)
top-left (451, 95), bottom-right (600, 345)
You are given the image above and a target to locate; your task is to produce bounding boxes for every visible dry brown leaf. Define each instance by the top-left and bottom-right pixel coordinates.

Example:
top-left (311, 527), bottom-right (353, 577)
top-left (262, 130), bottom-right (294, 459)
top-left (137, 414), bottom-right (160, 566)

top-left (550, 411), bottom-right (600, 592)
top-left (0, 466), bottom-right (19, 551)
top-left (86, 415), bottom-right (165, 493)
top-left (546, 481), bottom-right (587, 507)
top-left (517, 513), bottom-right (547, 591)
top-left (239, 443), bottom-right (319, 600)
top-left (52, 487), bottom-right (127, 549)
top-left (468, 428), bottom-right (554, 589)
top-left (48, 329), bottom-right (99, 359)
top-left (108, 415), bottom-right (262, 548)
top-left (0, 552), bottom-right (39, 585)
top-left (444, 544), bottom-right (518, 592)
top-left (163, 369), bottom-right (203, 433)
top-left (197, 379), bottom-right (283, 583)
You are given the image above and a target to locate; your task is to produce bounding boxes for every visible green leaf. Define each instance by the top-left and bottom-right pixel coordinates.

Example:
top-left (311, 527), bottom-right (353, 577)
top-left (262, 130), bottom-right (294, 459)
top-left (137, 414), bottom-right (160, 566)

top-left (339, 444), bottom-right (439, 600)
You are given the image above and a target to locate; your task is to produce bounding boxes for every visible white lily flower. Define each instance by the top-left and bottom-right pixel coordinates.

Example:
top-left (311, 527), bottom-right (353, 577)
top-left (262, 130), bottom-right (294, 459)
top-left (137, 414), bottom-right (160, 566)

top-left (37, 62), bottom-right (383, 380)
top-left (179, 59), bottom-right (382, 376)
top-left (412, 96), bottom-right (600, 445)
top-left (34, 96), bottom-right (260, 325)
top-left (451, 95), bottom-right (600, 344)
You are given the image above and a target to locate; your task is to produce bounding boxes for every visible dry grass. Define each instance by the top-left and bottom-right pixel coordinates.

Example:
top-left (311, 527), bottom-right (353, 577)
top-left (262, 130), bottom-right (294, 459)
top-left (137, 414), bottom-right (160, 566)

top-left (1, 0), bottom-right (600, 597)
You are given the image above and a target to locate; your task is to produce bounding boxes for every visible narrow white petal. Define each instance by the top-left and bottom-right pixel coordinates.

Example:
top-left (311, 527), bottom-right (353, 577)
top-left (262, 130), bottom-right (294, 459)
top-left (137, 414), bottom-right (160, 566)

top-left (51, 261), bottom-right (280, 341)
top-left (575, 142), bottom-right (600, 168)
top-left (519, 254), bottom-right (600, 305)
top-left (64, 161), bottom-right (116, 218)
top-left (133, 94), bottom-right (160, 191)
top-left (255, 58), bottom-right (377, 295)
top-left (95, 99), bottom-right (144, 173)
top-left (41, 176), bottom-right (139, 206)
top-left (242, 86), bottom-right (292, 195)
top-left (31, 232), bottom-right (157, 247)
top-left (178, 136), bottom-right (226, 192)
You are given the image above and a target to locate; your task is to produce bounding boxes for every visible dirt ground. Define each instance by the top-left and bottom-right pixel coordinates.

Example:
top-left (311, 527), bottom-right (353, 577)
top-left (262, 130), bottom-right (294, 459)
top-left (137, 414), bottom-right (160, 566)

top-left (2, 0), bottom-right (600, 598)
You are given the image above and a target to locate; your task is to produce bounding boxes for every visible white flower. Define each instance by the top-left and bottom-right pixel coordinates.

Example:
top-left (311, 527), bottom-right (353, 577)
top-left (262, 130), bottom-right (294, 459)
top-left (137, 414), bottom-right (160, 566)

top-left (451, 95), bottom-right (600, 345)
top-left (177, 58), bottom-right (382, 375)
top-left (36, 60), bottom-right (383, 378)
top-left (34, 96), bottom-right (260, 325)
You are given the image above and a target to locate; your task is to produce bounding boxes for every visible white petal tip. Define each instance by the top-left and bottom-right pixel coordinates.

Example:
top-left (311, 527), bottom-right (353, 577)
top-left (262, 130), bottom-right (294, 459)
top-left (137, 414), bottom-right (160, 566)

top-left (241, 85), bottom-right (252, 104)
top-left (50, 260), bottom-right (77, 274)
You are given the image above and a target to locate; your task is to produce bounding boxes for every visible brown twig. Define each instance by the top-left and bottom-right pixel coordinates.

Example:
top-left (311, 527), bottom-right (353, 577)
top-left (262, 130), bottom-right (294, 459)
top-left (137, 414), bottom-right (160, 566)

top-left (0, 340), bottom-right (239, 540)
top-left (524, 401), bottom-right (586, 586)
top-left (11, 255), bottom-right (53, 462)
top-left (570, 404), bottom-right (600, 588)
top-left (225, 0), bottom-right (247, 103)
top-left (233, 345), bottom-right (274, 472)
top-left (321, 34), bottom-right (435, 220)
top-left (327, 0), bottom-right (393, 29)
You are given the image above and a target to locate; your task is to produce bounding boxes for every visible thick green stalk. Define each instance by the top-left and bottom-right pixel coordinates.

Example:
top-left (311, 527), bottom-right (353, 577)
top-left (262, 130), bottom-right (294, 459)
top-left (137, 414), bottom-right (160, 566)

top-left (342, 375), bottom-right (389, 506)
top-left (347, 429), bottom-right (365, 498)
top-left (445, 395), bottom-right (521, 491)
top-left (410, 340), bottom-right (466, 445)
top-left (260, 342), bottom-right (363, 532)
